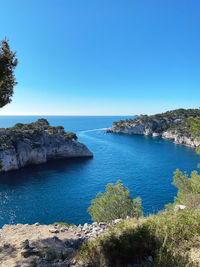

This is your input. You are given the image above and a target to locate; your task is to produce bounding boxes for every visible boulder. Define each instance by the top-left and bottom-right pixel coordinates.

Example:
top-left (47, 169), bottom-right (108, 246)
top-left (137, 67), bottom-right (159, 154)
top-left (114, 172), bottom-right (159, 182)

top-left (174, 204), bottom-right (186, 211)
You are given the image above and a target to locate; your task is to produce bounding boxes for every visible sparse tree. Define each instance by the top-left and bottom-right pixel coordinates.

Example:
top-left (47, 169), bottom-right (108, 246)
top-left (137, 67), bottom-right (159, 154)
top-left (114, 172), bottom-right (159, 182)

top-left (0, 38), bottom-right (18, 108)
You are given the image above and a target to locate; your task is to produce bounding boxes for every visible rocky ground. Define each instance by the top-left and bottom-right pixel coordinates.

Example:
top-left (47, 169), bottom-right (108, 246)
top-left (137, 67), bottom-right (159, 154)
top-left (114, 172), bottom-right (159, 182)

top-left (0, 220), bottom-right (121, 267)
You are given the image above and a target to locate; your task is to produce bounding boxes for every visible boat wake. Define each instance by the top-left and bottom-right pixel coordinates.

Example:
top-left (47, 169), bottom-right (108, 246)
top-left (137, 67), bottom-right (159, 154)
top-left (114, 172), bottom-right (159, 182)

top-left (79, 128), bottom-right (108, 133)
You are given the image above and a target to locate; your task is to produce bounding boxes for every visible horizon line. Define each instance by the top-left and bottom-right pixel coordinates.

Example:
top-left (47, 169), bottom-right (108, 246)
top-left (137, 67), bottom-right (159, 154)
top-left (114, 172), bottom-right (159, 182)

top-left (0, 114), bottom-right (135, 117)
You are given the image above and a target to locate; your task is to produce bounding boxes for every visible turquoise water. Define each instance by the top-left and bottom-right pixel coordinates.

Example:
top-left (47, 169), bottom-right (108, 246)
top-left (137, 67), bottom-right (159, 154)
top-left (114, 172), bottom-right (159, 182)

top-left (0, 116), bottom-right (199, 227)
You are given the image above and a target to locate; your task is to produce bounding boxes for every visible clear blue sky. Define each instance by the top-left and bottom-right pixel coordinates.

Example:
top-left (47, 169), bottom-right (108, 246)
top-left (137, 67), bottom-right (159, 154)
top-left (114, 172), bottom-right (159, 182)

top-left (0, 0), bottom-right (200, 115)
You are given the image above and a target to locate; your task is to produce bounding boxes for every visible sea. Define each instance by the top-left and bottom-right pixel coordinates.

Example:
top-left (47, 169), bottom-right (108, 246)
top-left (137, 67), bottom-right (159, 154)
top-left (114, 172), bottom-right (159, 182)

top-left (0, 115), bottom-right (199, 227)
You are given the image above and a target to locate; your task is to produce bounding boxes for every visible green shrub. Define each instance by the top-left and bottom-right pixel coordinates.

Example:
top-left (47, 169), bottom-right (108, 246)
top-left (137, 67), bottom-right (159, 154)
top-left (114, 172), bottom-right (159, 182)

top-left (78, 210), bottom-right (200, 267)
top-left (64, 132), bottom-right (78, 141)
top-left (88, 180), bottom-right (142, 223)
top-left (170, 169), bottom-right (200, 210)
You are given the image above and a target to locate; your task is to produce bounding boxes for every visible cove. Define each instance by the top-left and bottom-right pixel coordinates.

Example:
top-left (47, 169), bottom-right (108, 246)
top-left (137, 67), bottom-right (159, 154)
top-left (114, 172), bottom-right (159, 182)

top-left (0, 116), bottom-right (199, 227)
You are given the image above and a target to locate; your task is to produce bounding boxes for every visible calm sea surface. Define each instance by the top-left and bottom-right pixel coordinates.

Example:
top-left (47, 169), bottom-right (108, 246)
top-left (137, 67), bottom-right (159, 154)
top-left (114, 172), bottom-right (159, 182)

top-left (0, 116), bottom-right (199, 227)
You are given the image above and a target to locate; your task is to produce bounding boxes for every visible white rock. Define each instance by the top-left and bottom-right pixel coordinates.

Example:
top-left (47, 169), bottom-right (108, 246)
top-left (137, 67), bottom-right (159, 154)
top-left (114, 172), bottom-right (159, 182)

top-left (113, 219), bottom-right (122, 224)
top-left (60, 226), bottom-right (68, 232)
top-left (174, 205), bottom-right (186, 211)
top-left (0, 127), bottom-right (93, 172)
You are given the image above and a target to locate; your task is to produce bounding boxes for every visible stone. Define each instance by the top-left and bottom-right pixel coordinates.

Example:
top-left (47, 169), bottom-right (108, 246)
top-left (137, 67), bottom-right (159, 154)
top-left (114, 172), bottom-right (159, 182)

top-left (52, 236), bottom-right (59, 242)
top-left (21, 247), bottom-right (39, 258)
top-left (113, 218), bottom-right (122, 224)
top-left (152, 133), bottom-right (160, 137)
top-left (3, 243), bottom-right (10, 249)
top-left (148, 256), bottom-right (153, 262)
top-left (83, 223), bottom-right (89, 230)
top-left (35, 222), bottom-right (40, 226)
top-left (174, 204), bottom-right (186, 212)
top-left (99, 222), bottom-right (107, 227)
top-left (21, 239), bottom-right (30, 249)
top-left (49, 228), bottom-right (59, 233)
top-left (60, 226), bottom-right (68, 232)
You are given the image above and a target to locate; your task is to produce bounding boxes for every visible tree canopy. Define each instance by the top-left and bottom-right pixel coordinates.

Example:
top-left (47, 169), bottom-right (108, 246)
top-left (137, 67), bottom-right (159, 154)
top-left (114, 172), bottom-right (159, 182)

top-left (88, 180), bottom-right (142, 223)
top-left (189, 115), bottom-right (200, 154)
top-left (0, 38), bottom-right (18, 108)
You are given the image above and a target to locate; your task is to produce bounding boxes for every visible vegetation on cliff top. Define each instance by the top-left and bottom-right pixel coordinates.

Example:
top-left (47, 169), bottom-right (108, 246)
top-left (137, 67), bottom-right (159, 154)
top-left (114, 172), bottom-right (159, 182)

top-left (0, 119), bottom-right (78, 151)
top-left (112, 108), bottom-right (200, 136)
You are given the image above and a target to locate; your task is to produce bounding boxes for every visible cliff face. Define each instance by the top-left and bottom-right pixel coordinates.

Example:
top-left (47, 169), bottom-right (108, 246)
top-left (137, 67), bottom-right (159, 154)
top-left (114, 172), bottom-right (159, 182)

top-left (0, 119), bottom-right (93, 172)
top-left (107, 108), bottom-right (200, 147)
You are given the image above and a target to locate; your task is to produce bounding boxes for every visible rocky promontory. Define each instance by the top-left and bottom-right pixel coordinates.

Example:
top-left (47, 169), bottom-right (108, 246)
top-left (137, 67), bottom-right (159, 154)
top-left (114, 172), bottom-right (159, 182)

top-left (107, 108), bottom-right (200, 147)
top-left (0, 119), bottom-right (93, 172)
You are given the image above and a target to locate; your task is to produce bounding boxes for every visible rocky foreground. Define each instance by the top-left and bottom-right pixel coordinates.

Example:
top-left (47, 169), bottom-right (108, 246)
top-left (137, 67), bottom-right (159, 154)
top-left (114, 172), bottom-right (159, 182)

top-left (0, 119), bottom-right (93, 172)
top-left (107, 108), bottom-right (200, 147)
top-left (0, 220), bottom-right (122, 267)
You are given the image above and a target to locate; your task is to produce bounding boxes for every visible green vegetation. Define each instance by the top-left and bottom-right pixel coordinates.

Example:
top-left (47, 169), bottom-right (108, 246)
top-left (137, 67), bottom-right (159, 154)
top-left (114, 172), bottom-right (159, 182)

top-left (113, 108), bottom-right (200, 137)
top-left (0, 38), bottom-right (18, 108)
top-left (88, 180), bottom-right (142, 223)
top-left (78, 210), bottom-right (199, 266)
top-left (164, 116), bottom-right (200, 211)
top-left (78, 119), bottom-right (200, 266)
top-left (64, 132), bottom-right (78, 141)
top-left (0, 119), bottom-right (78, 151)
top-left (189, 116), bottom-right (200, 154)
top-left (52, 222), bottom-right (75, 227)
top-left (169, 169), bottom-right (200, 210)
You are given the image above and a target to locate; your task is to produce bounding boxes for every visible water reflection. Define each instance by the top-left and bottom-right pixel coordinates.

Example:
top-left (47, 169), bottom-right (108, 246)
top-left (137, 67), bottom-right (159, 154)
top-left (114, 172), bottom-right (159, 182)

top-left (0, 157), bottom-right (93, 188)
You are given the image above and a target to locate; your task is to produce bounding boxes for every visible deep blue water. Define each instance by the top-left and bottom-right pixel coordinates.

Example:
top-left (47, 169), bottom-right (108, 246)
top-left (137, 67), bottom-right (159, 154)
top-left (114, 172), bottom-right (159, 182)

top-left (0, 116), bottom-right (199, 228)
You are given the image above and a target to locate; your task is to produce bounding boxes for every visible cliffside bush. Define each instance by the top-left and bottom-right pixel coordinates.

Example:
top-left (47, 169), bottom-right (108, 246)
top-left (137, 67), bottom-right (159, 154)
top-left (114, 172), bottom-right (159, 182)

top-left (189, 116), bottom-right (200, 154)
top-left (78, 210), bottom-right (200, 266)
top-left (64, 132), bottom-right (78, 141)
top-left (171, 169), bottom-right (200, 210)
top-left (88, 180), bottom-right (142, 223)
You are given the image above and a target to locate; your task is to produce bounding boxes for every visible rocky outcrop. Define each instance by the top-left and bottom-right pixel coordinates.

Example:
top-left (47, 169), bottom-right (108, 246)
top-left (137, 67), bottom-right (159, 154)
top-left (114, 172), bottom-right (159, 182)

top-left (0, 119), bottom-right (93, 172)
top-left (162, 131), bottom-right (200, 147)
top-left (107, 109), bottom-right (200, 148)
top-left (0, 219), bottom-right (122, 267)
top-left (107, 126), bottom-right (200, 147)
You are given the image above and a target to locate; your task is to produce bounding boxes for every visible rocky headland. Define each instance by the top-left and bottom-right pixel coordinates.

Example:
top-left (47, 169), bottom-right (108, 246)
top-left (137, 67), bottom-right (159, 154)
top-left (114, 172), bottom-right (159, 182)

top-left (0, 119), bottom-right (93, 172)
top-left (107, 108), bottom-right (200, 147)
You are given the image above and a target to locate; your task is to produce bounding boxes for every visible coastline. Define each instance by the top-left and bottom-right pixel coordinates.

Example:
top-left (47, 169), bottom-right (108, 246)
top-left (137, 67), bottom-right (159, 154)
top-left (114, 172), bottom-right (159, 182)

top-left (107, 128), bottom-right (200, 148)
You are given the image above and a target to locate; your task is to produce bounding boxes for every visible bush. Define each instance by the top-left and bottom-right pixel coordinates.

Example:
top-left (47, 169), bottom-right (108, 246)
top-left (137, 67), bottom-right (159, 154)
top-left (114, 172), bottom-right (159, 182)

top-left (88, 180), bottom-right (142, 223)
top-left (78, 210), bottom-right (200, 266)
top-left (64, 132), bottom-right (78, 141)
top-left (169, 169), bottom-right (200, 210)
